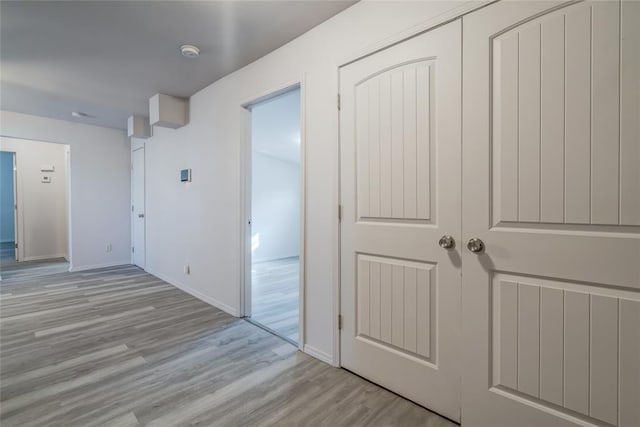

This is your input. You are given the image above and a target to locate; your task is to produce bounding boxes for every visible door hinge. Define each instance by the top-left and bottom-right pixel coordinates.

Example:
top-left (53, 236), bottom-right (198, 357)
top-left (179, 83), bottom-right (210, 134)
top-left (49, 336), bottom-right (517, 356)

top-left (338, 204), bottom-right (343, 221)
top-left (15, 243), bottom-right (18, 249)
top-left (132, 205), bottom-right (134, 212)
top-left (338, 314), bottom-right (343, 330)
top-left (337, 94), bottom-right (341, 111)
top-left (132, 246), bottom-right (135, 253)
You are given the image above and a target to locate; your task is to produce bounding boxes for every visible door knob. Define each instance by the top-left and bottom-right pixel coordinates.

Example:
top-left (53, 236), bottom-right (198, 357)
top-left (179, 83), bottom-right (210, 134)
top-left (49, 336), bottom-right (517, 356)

top-left (467, 238), bottom-right (484, 253)
top-left (138, 213), bottom-right (145, 218)
top-left (438, 235), bottom-right (455, 249)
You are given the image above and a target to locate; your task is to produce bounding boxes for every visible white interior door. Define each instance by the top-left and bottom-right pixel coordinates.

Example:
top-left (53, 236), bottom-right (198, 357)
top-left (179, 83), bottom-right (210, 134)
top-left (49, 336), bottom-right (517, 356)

top-left (132, 147), bottom-right (145, 268)
top-left (340, 20), bottom-right (462, 421)
top-left (462, 1), bottom-right (640, 426)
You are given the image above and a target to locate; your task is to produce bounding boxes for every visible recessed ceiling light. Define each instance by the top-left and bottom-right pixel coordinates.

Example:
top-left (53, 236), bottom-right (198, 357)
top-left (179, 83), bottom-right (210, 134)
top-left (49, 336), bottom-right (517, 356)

top-left (71, 111), bottom-right (94, 118)
top-left (180, 44), bottom-right (200, 59)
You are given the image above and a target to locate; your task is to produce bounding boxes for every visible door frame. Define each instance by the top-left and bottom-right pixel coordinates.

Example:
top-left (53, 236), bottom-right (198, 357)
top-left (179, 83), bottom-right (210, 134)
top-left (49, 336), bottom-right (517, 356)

top-left (1, 150), bottom-right (19, 260)
top-left (0, 138), bottom-right (72, 268)
top-left (131, 145), bottom-right (146, 268)
top-left (240, 79), bottom-right (307, 350)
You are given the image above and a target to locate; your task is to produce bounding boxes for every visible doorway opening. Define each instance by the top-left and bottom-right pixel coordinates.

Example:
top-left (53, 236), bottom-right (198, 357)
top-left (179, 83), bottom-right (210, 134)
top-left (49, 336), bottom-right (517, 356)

top-left (245, 86), bottom-right (302, 345)
top-left (0, 139), bottom-right (70, 280)
top-left (1, 151), bottom-right (17, 263)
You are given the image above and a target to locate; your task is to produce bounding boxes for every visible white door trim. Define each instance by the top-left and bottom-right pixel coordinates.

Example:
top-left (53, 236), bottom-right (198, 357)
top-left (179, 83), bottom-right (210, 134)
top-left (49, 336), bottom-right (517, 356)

top-left (240, 79), bottom-right (307, 351)
top-left (0, 137), bottom-right (72, 270)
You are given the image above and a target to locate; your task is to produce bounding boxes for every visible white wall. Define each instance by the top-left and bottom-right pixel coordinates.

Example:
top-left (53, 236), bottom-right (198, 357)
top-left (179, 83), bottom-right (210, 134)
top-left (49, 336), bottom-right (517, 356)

top-left (135, 0), bottom-right (475, 364)
top-left (252, 153), bottom-right (300, 262)
top-left (0, 138), bottom-right (68, 260)
top-left (0, 151), bottom-right (15, 243)
top-left (0, 111), bottom-right (131, 271)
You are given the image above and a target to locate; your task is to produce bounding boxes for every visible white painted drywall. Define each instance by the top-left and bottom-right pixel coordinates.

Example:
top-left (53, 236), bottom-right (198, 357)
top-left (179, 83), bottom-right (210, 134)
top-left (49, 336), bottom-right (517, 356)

top-left (0, 139), bottom-right (68, 260)
top-left (135, 0), bottom-right (472, 363)
top-left (0, 152), bottom-right (15, 243)
top-left (252, 153), bottom-right (300, 262)
top-left (0, 112), bottom-right (131, 271)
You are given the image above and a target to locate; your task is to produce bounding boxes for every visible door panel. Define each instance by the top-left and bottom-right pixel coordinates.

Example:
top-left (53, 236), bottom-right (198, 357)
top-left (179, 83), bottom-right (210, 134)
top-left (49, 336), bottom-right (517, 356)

top-left (340, 20), bottom-right (461, 421)
top-left (462, 1), bottom-right (640, 426)
top-left (12, 153), bottom-right (18, 260)
top-left (132, 148), bottom-right (145, 268)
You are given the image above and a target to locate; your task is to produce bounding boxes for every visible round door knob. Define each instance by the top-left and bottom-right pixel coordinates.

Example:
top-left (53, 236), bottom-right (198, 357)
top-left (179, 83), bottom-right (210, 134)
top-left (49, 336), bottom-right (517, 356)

top-left (467, 238), bottom-right (485, 253)
top-left (438, 235), bottom-right (455, 249)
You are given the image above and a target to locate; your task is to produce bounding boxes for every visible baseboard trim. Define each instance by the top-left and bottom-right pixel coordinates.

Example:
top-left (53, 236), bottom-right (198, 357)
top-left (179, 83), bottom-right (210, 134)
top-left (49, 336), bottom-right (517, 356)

top-left (145, 268), bottom-right (239, 317)
top-left (23, 253), bottom-right (68, 262)
top-left (303, 344), bottom-right (333, 365)
top-left (69, 261), bottom-right (130, 272)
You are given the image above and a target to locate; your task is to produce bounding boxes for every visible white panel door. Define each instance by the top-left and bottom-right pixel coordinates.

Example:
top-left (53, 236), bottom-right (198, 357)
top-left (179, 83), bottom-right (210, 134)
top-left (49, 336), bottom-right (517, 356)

top-left (340, 21), bottom-right (461, 421)
top-left (12, 152), bottom-right (18, 260)
top-left (132, 147), bottom-right (145, 268)
top-left (462, 1), bottom-right (640, 426)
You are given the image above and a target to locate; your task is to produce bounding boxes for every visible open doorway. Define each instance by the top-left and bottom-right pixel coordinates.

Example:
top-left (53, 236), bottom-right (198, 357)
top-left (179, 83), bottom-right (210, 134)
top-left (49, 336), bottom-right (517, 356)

top-left (245, 86), bottom-right (302, 345)
top-left (0, 138), bottom-right (70, 280)
top-left (0, 151), bottom-right (17, 263)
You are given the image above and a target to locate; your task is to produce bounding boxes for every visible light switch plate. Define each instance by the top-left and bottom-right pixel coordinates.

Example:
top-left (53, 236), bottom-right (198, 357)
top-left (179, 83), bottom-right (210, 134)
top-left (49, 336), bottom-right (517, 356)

top-left (42, 175), bottom-right (52, 183)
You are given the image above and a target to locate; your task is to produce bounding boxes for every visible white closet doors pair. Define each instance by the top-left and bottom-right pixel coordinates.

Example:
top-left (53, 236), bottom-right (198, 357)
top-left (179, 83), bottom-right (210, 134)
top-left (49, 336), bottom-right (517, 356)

top-left (339, 1), bottom-right (639, 426)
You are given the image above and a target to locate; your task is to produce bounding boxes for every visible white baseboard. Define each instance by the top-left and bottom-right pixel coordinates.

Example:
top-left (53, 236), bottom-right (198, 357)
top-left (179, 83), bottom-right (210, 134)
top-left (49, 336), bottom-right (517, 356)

top-left (303, 344), bottom-right (333, 365)
top-left (69, 260), bottom-right (130, 272)
top-left (23, 253), bottom-right (68, 262)
top-left (145, 268), bottom-right (239, 317)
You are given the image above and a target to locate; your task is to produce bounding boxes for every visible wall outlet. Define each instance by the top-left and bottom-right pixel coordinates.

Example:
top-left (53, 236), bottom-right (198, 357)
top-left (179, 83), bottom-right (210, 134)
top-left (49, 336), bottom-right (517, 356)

top-left (184, 264), bottom-right (190, 275)
top-left (105, 243), bottom-right (112, 253)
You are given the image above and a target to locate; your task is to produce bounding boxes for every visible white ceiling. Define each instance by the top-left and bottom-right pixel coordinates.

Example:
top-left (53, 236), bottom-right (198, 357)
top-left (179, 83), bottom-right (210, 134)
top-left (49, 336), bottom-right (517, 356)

top-left (0, 1), bottom-right (356, 130)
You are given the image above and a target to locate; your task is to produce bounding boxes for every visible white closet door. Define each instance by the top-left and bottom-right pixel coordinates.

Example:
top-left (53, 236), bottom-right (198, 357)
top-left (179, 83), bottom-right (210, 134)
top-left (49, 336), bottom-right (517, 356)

top-left (340, 20), bottom-right (462, 421)
top-left (132, 147), bottom-right (145, 268)
top-left (462, 1), bottom-right (640, 426)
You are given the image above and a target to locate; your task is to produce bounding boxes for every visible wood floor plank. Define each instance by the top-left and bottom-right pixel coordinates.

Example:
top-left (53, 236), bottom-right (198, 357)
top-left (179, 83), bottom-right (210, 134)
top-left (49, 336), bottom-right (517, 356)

top-left (1, 264), bottom-right (456, 426)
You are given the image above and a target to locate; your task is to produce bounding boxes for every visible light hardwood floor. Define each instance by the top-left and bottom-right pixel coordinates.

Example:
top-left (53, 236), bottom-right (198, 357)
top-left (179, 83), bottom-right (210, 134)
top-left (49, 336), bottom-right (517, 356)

top-left (0, 264), bottom-right (457, 426)
top-left (0, 242), bottom-right (69, 280)
top-left (251, 257), bottom-right (299, 343)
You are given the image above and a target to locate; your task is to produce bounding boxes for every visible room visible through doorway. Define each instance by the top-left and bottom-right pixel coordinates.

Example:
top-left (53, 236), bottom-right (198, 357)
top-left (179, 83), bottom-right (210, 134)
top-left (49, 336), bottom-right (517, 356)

top-left (0, 139), bottom-right (70, 280)
top-left (247, 87), bottom-right (301, 344)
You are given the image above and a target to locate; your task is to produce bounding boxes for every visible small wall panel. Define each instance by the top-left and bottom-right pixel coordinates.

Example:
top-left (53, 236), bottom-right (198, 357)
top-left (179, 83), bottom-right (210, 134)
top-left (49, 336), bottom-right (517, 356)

top-left (356, 61), bottom-right (434, 222)
top-left (491, 1), bottom-right (640, 228)
top-left (357, 254), bottom-right (435, 361)
top-left (492, 273), bottom-right (640, 426)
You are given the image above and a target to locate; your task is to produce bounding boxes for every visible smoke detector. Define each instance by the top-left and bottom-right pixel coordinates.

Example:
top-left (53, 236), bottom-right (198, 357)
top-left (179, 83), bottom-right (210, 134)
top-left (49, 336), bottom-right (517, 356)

top-left (180, 44), bottom-right (200, 59)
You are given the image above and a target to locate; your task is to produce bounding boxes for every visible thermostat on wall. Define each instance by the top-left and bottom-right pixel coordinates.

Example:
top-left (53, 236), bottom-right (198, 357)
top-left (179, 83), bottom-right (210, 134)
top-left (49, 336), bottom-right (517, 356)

top-left (41, 165), bottom-right (55, 172)
top-left (180, 169), bottom-right (191, 182)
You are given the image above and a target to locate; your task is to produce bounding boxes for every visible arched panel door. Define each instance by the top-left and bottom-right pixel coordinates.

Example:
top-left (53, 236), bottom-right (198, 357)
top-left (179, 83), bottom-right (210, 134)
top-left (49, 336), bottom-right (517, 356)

top-left (340, 20), bottom-right (462, 421)
top-left (462, 1), bottom-right (640, 426)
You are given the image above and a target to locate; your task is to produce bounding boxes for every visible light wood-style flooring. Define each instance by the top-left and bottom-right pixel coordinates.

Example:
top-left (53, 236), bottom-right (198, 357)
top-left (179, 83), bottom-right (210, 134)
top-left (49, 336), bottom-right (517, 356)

top-left (0, 264), bottom-right (456, 426)
top-left (251, 257), bottom-right (299, 343)
top-left (0, 242), bottom-right (69, 280)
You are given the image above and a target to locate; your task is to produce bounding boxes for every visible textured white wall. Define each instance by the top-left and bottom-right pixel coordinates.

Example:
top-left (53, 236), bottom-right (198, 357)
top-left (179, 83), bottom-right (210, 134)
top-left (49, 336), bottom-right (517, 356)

top-left (136, 1), bottom-right (471, 363)
top-left (0, 112), bottom-right (131, 271)
top-left (0, 138), bottom-right (68, 260)
top-left (251, 153), bottom-right (300, 263)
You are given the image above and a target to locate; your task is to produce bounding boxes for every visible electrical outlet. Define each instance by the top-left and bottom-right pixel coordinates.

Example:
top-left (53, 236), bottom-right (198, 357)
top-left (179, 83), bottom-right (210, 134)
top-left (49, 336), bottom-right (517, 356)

top-left (184, 264), bottom-right (190, 275)
top-left (105, 243), bottom-right (112, 253)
